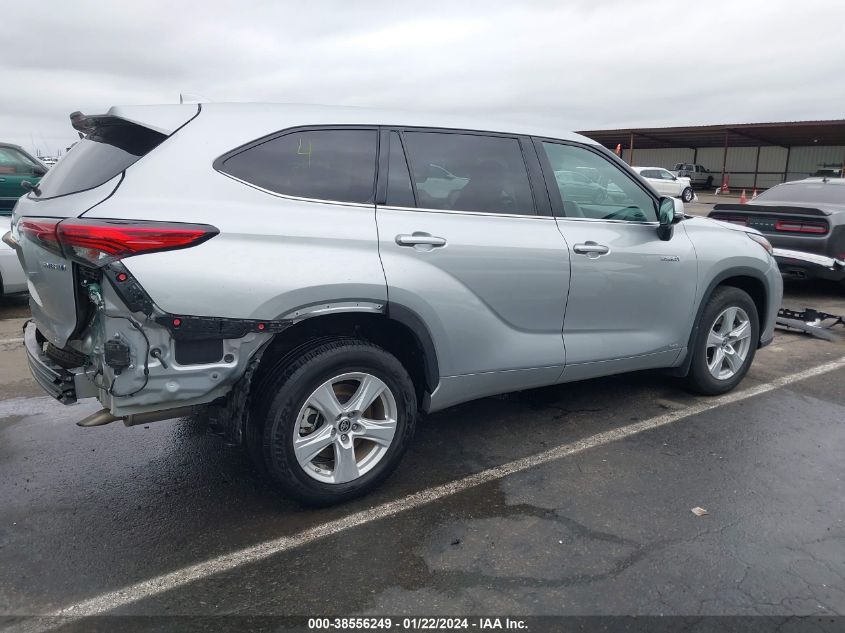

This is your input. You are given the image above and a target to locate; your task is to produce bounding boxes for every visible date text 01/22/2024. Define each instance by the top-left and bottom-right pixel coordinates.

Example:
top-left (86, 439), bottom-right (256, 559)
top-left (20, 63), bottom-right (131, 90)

top-left (307, 617), bottom-right (528, 630)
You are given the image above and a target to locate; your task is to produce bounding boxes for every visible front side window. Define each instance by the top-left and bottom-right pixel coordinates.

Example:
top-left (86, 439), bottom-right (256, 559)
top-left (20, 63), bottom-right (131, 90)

top-left (220, 129), bottom-right (378, 204)
top-left (541, 142), bottom-right (657, 222)
top-left (402, 132), bottom-right (534, 215)
top-left (659, 169), bottom-right (675, 180)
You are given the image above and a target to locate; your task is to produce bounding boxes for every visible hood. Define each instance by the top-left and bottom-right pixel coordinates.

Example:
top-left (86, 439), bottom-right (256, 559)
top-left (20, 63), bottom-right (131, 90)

top-left (684, 215), bottom-right (762, 235)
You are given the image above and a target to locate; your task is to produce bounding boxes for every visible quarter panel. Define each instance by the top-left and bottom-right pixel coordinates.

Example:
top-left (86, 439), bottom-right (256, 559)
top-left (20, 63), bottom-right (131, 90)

top-left (91, 176), bottom-right (387, 319)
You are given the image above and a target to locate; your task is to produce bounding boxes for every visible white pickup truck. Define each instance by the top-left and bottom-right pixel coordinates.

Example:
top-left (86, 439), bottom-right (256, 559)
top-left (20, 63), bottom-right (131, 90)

top-left (672, 163), bottom-right (716, 189)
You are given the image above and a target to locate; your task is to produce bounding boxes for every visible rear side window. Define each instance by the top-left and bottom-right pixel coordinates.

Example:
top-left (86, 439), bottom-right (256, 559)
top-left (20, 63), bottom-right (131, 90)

top-left (220, 129), bottom-right (378, 204)
top-left (36, 121), bottom-right (166, 199)
top-left (402, 132), bottom-right (535, 215)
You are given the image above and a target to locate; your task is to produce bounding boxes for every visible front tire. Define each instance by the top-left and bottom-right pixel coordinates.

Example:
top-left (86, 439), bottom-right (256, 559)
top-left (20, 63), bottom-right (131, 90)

top-left (681, 187), bottom-right (694, 203)
top-left (248, 338), bottom-right (417, 505)
top-left (685, 287), bottom-right (759, 395)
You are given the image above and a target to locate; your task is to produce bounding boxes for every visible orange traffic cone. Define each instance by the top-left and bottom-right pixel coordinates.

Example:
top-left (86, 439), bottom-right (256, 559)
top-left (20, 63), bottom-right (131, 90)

top-left (751, 188), bottom-right (758, 200)
top-left (739, 189), bottom-right (748, 204)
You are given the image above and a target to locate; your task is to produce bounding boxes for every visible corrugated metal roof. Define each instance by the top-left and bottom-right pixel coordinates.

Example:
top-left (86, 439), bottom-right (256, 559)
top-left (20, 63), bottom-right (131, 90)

top-left (579, 120), bottom-right (845, 149)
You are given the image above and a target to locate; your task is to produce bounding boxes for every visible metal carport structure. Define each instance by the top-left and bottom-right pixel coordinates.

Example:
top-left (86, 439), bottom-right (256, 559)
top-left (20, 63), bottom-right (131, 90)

top-left (578, 120), bottom-right (845, 190)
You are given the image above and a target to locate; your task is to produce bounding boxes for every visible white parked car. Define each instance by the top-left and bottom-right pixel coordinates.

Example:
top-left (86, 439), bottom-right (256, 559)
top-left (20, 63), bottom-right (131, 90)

top-left (632, 167), bottom-right (695, 203)
top-left (0, 214), bottom-right (27, 297)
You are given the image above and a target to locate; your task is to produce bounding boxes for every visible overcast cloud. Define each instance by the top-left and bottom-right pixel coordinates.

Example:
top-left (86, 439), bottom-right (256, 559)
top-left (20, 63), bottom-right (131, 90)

top-left (2, 0), bottom-right (843, 156)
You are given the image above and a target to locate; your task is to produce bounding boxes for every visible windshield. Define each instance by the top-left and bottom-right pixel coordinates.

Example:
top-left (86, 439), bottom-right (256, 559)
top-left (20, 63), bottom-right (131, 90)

top-left (755, 181), bottom-right (845, 205)
top-left (36, 120), bottom-right (166, 199)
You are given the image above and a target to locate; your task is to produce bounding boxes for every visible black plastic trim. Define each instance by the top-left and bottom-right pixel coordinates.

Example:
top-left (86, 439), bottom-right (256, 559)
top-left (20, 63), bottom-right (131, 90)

top-left (385, 302), bottom-right (440, 394)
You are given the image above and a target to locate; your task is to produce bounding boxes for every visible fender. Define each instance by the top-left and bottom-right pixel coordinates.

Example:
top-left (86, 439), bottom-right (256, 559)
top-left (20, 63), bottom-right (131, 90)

top-left (671, 266), bottom-right (769, 377)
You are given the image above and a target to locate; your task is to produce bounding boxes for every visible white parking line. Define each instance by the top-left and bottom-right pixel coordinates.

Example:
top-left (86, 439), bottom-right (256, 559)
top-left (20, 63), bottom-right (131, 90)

top-left (14, 355), bottom-right (845, 626)
top-left (0, 337), bottom-right (24, 345)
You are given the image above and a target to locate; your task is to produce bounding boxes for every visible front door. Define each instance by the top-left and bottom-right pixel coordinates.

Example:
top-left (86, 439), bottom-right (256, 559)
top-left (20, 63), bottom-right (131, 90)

top-left (536, 140), bottom-right (698, 379)
top-left (376, 129), bottom-right (570, 390)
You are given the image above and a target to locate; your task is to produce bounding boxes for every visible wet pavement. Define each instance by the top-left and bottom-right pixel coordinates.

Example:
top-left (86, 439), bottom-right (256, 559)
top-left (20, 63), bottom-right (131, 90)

top-left (1, 280), bottom-right (845, 624)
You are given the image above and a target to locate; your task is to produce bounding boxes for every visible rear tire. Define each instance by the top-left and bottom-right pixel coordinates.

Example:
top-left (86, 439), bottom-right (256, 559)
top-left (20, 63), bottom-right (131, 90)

top-left (247, 337), bottom-right (417, 506)
top-left (685, 287), bottom-right (759, 395)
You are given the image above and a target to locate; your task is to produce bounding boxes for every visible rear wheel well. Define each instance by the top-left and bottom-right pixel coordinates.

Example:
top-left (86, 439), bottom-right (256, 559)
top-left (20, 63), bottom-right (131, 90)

top-left (718, 275), bottom-right (767, 331)
top-left (253, 313), bottom-right (436, 408)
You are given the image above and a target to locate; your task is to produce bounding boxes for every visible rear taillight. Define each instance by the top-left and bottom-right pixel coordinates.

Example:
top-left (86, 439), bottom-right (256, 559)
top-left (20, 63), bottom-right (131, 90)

top-left (774, 219), bottom-right (828, 235)
top-left (17, 218), bottom-right (63, 256)
top-left (19, 218), bottom-right (219, 266)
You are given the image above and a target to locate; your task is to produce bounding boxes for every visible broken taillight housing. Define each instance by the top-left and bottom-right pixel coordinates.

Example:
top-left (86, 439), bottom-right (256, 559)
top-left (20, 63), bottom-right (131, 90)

top-left (17, 218), bottom-right (63, 256)
top-left (20, 218), bottom-right (219, 266)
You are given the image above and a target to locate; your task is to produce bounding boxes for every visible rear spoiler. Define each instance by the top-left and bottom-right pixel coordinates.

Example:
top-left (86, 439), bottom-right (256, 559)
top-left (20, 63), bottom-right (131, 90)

top-left (712, 203), bottom-right (830, 217)
top-left (69, 112), bottom-right (117, 137)
top-left (70, 104), bottom-right (201, 138)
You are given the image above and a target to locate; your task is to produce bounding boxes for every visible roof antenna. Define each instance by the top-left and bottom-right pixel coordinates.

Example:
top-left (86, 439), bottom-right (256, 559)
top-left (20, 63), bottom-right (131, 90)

top-left (179, 93), bottom-right (210, 104)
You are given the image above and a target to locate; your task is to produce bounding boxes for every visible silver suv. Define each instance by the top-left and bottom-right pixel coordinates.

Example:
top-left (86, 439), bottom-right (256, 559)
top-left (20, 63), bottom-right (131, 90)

top-left (5, 104), bottom-right (782, 505)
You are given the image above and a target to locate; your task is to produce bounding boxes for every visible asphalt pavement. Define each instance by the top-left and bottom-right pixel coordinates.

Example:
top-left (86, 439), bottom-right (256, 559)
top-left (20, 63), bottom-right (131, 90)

top-left (2, 274), bottom-right (845, 629)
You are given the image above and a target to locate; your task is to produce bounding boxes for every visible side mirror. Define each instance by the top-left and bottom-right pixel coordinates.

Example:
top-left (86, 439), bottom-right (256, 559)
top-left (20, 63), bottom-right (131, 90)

top-left (657, 197), bottom-right (684, 241)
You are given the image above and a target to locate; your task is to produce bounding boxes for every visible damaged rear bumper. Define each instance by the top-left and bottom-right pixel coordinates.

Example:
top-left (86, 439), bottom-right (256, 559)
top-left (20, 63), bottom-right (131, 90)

top-left (773, 248), bottom-right (845, 282)
top-left (23, 321), bottom-right (97, 404)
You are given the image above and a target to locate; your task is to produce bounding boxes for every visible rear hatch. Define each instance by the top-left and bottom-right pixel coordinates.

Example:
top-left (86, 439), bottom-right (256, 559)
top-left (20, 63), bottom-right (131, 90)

top-left (10, 106), bottom-right (197, 348)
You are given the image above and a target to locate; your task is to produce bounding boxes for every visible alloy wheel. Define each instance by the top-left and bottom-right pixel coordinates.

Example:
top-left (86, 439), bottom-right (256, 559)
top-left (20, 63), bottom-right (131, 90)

top-left (706, 306), bottom-right (752, 380)
top-left (292, 372), bottom-right (398, 484)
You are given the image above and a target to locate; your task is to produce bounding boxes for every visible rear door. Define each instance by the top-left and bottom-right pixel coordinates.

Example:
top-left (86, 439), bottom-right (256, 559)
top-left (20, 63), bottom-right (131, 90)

top-left (536, 140), bottom-right (698, 379)
top-left (375, 128), bottom-right (570, 382)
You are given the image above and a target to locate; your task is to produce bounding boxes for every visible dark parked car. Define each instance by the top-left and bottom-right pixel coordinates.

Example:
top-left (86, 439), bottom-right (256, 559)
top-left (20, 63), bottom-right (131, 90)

top-left (709, 177), bottom-right (845, 286)
top-left (0, 143), bottom-right (47, 212)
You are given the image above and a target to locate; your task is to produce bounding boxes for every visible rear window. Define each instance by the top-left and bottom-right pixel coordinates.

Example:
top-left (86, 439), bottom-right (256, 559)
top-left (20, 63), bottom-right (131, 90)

top-left (756, 182), bottom-right (845, 205)
top-left (218, 129), bottom-right (378, 204)
top-left (36, 121), bottom-right (166, 198)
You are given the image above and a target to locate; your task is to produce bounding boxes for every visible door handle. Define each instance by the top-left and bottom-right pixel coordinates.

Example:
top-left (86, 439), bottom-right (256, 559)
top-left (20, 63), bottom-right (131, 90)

top-left (573, 241), bottom-right (610, 256)
top-left (0, 178), bottom-right (6, 182)
top-left (395, 233), bottom-right (447, 248)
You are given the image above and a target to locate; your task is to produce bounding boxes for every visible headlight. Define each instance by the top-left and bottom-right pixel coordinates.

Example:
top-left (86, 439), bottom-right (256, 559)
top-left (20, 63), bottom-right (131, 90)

top-left (746, 232), bottom-right (773, 255)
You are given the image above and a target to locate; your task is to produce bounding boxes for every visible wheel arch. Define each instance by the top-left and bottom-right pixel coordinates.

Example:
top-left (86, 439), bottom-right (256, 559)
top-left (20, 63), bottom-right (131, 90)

top-left (672, 268), bottom-right (769, 377)
top-left (252, 307), bottom-right (440, 409)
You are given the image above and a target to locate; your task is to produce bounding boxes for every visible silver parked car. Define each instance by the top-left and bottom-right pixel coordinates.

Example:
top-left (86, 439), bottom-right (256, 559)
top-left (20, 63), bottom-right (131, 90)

top-left (4, 104), bottom-right (782, 504)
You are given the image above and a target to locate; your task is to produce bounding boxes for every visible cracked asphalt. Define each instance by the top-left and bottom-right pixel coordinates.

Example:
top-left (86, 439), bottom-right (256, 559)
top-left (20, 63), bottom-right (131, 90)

top-left (1, 276), bottom-right (845, 622)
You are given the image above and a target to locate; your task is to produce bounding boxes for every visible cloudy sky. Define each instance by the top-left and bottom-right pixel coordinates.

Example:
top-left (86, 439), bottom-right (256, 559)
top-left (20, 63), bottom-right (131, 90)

top-left (2, 0), bottom-right (843, 156)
